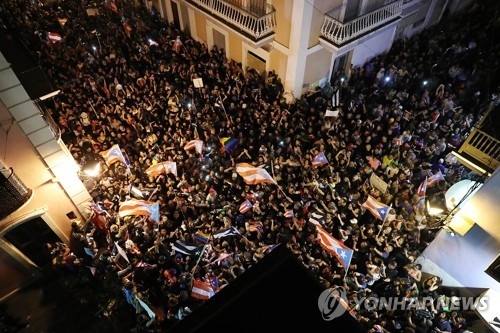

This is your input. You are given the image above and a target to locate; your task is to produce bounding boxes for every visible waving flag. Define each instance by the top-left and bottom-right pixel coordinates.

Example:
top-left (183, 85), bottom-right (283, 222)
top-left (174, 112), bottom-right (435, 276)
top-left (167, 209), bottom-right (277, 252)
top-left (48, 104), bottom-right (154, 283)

top-left (309, 211), bottom-right (326, 227)
top-left (311, 152), bottom-right (328, 168)
top-left (362, 195), bottom-right (390, 220)
top-left (184, 139), bottom-right (203, 155)
top-left (210, 277), bottom-right (220, 290)
top-left (47, 32), bottom-right (62, 43)
top-left (173, 36), bottom-right (183, 53)
top-left (149, 202), bottom-right (160, 223)
top-left (135, 296), bottom-right (155, 319)
top-left (417, 177), bottom-right (428, 197)
top-left (246, 221), bottom-right (263, 232)
top-left (58, 18), bottom-right (68, 27)
top-left (219, 137), bottom-right (239, 156)
top-left (191, 280), bottom-right (214, 300)
top-left (123, 20), bottom-right (132, 37)
top-left (89, 204), bottom-right (107, 232)
top-left (239, 200), bottom-right (253, 214)
top-left (145, 161), bottom-right (177, 178)
top-left (119, 199), bottom-right (157, 219)
top-left (172, 240), bottom-right (203, 257)
top-left (208, 252), bottom-right (233, 266)
top-left (262, 244), bottom-right (279, 252)
top-left (316, 225), bottom-right (353, 269)
top-left (427, 171), bottom-right (445, 187)
top-left (194, 231), bottom-right (210, 244)
top-left (106, 0), bottom-right (118, 13)
top-left (213, 227), bottom-right (240, 239)
top-left (114, 241), bottom-right (130, 263)
top-left (395, 136), bottom-right (403, 146)
top-left (236, 163), bottom-right (276, 185)
top-left (102, 79), bottom-right (110, 97)
top-left (302, 200), bottom-right (315, 216)
top-left (284, 209), bottom-right (294, 218)
top-left (100, 144), bottom-right (129, 166)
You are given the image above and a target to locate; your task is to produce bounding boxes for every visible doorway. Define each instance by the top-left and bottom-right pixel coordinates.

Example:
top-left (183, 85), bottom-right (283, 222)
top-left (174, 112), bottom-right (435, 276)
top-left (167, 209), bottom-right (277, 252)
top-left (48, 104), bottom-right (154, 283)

top-left (0, 244), bottom-right (35, 299)
top-left (247, 51), bottom-right (266, 77)
top-left (331, 52), bottom-right (349, 81)
top-left (213, 29), bottom-right (226, 53)
top-left (171, 1), bottom-right (181, 30)
top-left (3, 216), bottom-right (62, 268)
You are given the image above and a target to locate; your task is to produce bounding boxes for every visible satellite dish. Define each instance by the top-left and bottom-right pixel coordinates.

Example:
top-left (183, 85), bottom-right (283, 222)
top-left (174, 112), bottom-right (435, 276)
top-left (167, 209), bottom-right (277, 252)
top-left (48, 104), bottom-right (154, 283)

top-left (445, 179), bottom-right (482, 210)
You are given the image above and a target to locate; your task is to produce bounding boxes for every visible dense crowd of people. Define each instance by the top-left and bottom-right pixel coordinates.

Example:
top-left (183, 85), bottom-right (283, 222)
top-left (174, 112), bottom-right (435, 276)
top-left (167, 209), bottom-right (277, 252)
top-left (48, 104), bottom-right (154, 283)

top-left (1, 0), bottom-right (499, 331)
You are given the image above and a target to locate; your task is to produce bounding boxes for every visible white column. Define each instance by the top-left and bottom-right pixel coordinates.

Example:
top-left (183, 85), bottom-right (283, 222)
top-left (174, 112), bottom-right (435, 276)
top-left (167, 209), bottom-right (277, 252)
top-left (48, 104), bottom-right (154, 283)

top-left (284, 0), bottom-right (314, 98)
top-left (165, 0), bottom-right (174, 24)
top-left (188, 8), bottom-right (197, 40)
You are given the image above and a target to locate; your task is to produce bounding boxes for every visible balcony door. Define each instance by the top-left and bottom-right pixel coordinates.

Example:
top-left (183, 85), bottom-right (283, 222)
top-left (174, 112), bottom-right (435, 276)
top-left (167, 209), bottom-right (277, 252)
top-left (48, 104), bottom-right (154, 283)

top-left (171, 1), bottom-right (181, 30)
top-left (0, 214), bottom-right (62, 299)
top-left (247, 51), bottom-right (265, 77)
top-left (0, 244), bottom-right (36, 300)
top-left (3, 216), bottom-right (61, 268)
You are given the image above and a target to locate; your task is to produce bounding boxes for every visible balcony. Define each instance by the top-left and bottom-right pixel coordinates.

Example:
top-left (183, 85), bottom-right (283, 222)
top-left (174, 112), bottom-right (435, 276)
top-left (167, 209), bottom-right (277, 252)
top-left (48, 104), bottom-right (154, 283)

top-left (453, 107), bottom-right (500, 176)
top-left (185, 0), bottom-right (276, 47)
top-left (320, 0), bottom-right (403, 48)
top-left (0, 163), bottom-right (33, 221)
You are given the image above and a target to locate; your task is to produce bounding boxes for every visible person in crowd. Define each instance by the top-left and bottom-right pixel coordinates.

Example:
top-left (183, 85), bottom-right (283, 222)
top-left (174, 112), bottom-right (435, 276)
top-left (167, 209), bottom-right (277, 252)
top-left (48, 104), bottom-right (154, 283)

top-left (3, 0), bottom-right (497, 330)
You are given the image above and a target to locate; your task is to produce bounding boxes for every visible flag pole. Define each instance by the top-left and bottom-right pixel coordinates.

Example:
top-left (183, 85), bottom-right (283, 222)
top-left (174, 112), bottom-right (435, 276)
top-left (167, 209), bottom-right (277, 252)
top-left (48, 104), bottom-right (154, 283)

top-left (190, 244), bottom-right (207, 289)
top-left (216, 93), bottom-right (232, 133)
top-left (343, 251), bottom-right (353, 281)
top-left (270, 159), bottom-right (293, 203)
top-left (376, 203), bottom-right (392, 238)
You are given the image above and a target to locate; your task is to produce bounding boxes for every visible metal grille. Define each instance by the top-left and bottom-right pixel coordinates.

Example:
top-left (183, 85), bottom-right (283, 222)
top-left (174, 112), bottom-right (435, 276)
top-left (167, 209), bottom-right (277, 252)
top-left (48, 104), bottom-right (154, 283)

top-left (0, 167), bottom-right (32, 221)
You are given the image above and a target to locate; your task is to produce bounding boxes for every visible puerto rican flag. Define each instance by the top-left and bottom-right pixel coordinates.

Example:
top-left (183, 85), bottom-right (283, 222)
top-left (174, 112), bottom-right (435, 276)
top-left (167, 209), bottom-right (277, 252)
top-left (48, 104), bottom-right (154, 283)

top-left (316, 225), bottom-right (353, 269)
top-left (246, 221), bottom-right (263, 232)
top-left (427, 171), bottom-right (445, 188)
top-left (191, 280), bottom-right (214, 300)
top-left (184, 139), bottom-right (203, 155)
top-left (239, 199), bottom-right (253, 214)
top-left (119, 199), bottom-right (158, 221)
top-left (284, 209), bottom-right (294, 218)
top-left (417, 177), bottom-right (428, 197)
top-left (145, 161), bottom-right (177, 178)
top-left (311, 152), bottom-right (328, 168)
top-left (99, 144), bottom-right (128, 166)
top-left (47, 32), bottom-right (62, 43)
top-left (236, 163), bottom-right (276, 185)
top-left (361, 195), bottom-right (390, 221)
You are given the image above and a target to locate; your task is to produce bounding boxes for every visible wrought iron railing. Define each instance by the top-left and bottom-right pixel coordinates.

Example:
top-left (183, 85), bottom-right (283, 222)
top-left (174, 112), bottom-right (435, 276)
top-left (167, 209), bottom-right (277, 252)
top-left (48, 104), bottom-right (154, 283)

top-left (0, 166), bottom-right (32, 221)
top-left (188, 0), bottom-right (277, 39)
top-left (34, 101), bottom-right (61, 140)
top-left (320, 0), bottom-right (402, 45)
top-left (459, 128), bottom-right (500, 172)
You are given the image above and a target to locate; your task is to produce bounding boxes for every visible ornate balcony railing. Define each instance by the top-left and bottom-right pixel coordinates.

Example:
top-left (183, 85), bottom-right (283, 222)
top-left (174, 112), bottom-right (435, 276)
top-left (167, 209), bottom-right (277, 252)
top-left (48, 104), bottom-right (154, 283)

top-left (458, 128), bottom-right (500, 174)
top-left (188, 0), bottom-right (277, 40)
top-left (34, 100), bottom-right (61, 141)
top-left (0, 164), bottom-right (32, 221)
top-left (320, 0), bottom-right (402, 46)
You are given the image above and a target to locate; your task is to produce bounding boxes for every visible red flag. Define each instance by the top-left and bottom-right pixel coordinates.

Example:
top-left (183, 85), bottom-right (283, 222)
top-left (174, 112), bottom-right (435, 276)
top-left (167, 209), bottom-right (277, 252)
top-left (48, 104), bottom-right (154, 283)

top-left (417, 177), bottom-right (428, 197)
top-left (47, 32), bottom-right (62, 43)
top-left (106, 0), bottom-right (118, 13)
top-left (88, 78), bottom-right (97, 93)
top-left (173, 36), bottom-right (183, 53)
top-left (191, 280), bottom-right (214, 300)
top-left (103, 79), bottom-right (110, 97)
top-left (123, 22), bottom-right (132, 37)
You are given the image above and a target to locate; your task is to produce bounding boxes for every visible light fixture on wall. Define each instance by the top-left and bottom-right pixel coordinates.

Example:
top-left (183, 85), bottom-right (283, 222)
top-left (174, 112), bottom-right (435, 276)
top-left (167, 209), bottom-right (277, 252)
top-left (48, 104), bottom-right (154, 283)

top-left (81, 160), bottom-right (101, 178)
top-left (426, 192), bottom-right (447, 216)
